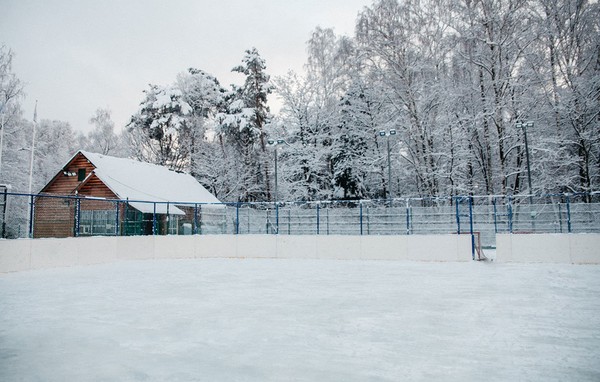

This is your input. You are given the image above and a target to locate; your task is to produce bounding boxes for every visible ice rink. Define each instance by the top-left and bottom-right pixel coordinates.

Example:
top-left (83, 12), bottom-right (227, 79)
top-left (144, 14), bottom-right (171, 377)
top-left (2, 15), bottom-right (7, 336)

top-left (1, 258), bottom-right (599, 381)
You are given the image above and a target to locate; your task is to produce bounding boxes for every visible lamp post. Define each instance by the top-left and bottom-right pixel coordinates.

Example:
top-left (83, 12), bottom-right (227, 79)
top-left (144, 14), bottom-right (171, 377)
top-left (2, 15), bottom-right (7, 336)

top-left (267, 138), bottom-right (288, 204)
top-left (379, 129), bottom-right (397, 199)
top-left (25, 101), bottom-right (38, 238)
top-left (516, 121), bottom-right (534, 205)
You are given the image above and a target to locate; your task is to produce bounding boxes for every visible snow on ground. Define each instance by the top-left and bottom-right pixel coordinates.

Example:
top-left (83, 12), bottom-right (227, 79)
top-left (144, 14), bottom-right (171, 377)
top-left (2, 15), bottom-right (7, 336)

top-left (1, 258), bottom-right (599, 381)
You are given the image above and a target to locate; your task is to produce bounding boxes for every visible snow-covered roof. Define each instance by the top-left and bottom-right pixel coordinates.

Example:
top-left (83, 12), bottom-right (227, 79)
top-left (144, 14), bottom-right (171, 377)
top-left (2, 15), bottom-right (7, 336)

top-left (79, 151), bottom-right (221, 214)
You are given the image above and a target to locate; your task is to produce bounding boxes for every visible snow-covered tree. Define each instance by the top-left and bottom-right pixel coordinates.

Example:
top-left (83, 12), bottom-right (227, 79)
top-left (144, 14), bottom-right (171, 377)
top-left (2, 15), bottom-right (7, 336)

top-left (333, 80), bottom-right (386, 199)
top-left (127, 84), bottom-right (192, 170)
top-left (0, 45), bottom-right (23, 117)
top-left (175, 68), bottom-right (239, 199)
top-left (86, 108), bottom-right (119, 155)
top-left (273, 28), bottom-right (358, 201)
top-left (219, 48), bottom-right (274, 201)
top-left (0, 44), bottom-right (25, 182)
top-left (356, 0), bottom-right (454, 197)
top-left (33, 119), bottom-right (80, 192)
top-left (535, 0), bottom-right (600, 196)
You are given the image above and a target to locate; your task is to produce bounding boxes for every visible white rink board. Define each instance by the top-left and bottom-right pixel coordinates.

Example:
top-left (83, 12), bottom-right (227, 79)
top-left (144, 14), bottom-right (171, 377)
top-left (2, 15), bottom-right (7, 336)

top-left (0, 234), bottom-right (473, 272)
top-left (496, 233), bottom-right (600, 263)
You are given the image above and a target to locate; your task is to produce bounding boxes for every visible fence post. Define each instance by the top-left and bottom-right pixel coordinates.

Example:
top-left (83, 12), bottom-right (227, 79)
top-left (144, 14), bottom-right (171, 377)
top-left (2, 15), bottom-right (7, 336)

top-left (198, 204), bottom-right (202, 235)
top-left (124, 199), bottom-right (129, 236)
top-left (166, 202), bottom-right (170, 235)
top-left (406, 198), bottom-right (411, 235)
top-left (557, 201), bottom-right (563, 233)
top-left (326, 205), bottom-right (329, 235)
top-left (1, 187), bottom-right (7, 238)
top-left (359, 202), bottom-right (363, 235)
top-left (455, 196), bottom-right (461, 234)
top-left (221, 205), bottom-right (227, 234)
top-left (492, 197), bottom-right (498, 233)
top-left (152, 202), bottom-right (157, 235)
top-left (115, 201), bottom-right (120, 236)
top-left (247, 205), bottom-right (250, 234)
top-left (193, 204), bottom-right (198, 235)
top-left (235, 203), bottom-right (240, 235)
top-left (507, 196), bottom-right (513, 233)
top-left (28, 194), bottom-right (35, 238)
top-left (74, 197), bottom-right (81, 237)
top-left (275, 202), bottom-right (279, 234)
top-left (566, 194), bottom-right (572, 233)
top-left (366, 205), bottom-right (370, 235)
top-left (469, 196), bottom-right (475, 260)
top-left (316, 203), bottom-right (320, 235)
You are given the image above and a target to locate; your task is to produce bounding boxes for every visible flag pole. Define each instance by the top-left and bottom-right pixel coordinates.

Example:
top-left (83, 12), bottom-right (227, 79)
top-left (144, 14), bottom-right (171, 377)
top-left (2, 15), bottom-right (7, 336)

top-left (28, 101), bottom-right (37, 195)
top-left (27, 101), bottom-right (37, 237)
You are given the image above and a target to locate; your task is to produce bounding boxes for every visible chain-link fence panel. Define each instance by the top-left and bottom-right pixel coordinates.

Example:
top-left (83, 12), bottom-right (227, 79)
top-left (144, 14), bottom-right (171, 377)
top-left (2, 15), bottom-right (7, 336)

top-left (2, 192), bottom-right (599, 246)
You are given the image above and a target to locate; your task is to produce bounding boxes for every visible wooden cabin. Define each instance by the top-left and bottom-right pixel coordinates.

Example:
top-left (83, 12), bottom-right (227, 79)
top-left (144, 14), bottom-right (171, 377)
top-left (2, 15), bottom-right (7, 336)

top-left (33, 151), bottom-right (222, 238)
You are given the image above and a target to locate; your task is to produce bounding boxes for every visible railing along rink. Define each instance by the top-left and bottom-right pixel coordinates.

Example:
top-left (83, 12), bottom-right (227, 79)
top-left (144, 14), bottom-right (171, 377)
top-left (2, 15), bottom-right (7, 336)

top-left (1, 191), bottom-right (599, 251)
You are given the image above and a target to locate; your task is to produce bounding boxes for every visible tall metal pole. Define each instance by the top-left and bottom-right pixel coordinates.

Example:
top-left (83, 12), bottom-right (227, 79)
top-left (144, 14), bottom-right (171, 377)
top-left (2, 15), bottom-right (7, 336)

top-left (517, 121), bottom-right (534, 205)
top-left (379, 129), bottom-right (396, 200)
top-left (274, 146), bottom-right (278, 205)
top-left (27, 101), bottom-right (38, 238)
top-left (28, 101), bottom-right (38, 196)
top-left (386, 136), bottom-right (392, 200)
top-left (268, 138), bottom-right (287, 204)
top-left (523, 122), bottom-right (533, 205)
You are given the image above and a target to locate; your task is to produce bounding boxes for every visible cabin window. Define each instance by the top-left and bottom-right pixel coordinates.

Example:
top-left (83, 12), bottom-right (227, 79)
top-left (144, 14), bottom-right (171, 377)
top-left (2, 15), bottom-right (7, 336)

top-left (167, 215), bottom-right (180, 235)
top-left (77, 168), bottom-right (86, 181)
top-left (79, 210), bottom-right (116, 236)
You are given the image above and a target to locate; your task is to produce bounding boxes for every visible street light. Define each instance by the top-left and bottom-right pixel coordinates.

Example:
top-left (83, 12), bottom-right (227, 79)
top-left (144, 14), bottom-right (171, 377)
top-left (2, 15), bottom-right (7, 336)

top-left (379, 129), bottom-right (397, 199)
top-left (516, 121), bottom-right (534, 205)
top-left (267, 138), bottom-right (288, 205)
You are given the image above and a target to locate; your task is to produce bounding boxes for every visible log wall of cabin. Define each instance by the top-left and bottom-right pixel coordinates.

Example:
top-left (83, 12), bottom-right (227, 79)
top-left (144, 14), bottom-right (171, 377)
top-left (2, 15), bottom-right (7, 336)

top-left (34, 153), bottom-right (92, 238)
top-left (77, 174), bottom-right (118, 199)
top-left (41, 153), bottom-right (96, 195)
top-left (34, 153), bottom-right (120, 238)
top-left (33, 196), bottom-right (75, 238)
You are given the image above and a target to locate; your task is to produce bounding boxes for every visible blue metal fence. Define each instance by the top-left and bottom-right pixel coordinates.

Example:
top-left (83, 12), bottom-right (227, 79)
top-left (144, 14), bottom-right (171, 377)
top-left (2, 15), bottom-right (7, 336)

top-left (1, 192), bottom-right (599, 250)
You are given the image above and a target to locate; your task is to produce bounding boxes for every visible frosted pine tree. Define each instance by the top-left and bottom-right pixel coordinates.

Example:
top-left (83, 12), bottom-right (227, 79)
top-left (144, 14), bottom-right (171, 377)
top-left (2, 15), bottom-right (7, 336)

top-left (127, 84), bottom-right (192, 170)
top-left (176, 68), bottom-right (235, 200)
top-left (219, 48), bottom-right (274, 201)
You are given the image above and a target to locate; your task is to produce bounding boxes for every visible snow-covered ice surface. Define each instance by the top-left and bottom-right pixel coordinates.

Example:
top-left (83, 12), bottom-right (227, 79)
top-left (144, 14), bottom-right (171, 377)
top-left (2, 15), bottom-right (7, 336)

top-left (1, 258), bottom-right (599, 381)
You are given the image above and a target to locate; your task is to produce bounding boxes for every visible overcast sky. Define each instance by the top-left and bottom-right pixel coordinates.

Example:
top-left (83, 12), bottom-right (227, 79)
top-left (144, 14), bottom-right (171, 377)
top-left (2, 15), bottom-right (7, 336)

top-left (1, 0), bottom-right (372, 133)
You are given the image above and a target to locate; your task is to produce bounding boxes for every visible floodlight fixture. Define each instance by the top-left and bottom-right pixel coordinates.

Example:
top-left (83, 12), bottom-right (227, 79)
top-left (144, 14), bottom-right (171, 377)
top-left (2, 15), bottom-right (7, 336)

top-left (516, 121), bottom-right (534, 205)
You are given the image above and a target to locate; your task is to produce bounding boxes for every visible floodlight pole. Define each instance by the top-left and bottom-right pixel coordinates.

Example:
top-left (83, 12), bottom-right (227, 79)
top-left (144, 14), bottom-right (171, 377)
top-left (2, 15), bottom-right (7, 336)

top-left (28, 102), bottom-right (38, 197)
top-left (517, 121), bottom-right (534, 205)
top-left (267, 138), bottom-right (288, 204)
top-left (379, 129), bottom-right (397, 199)
top-left (274, 145), bottom-right (278, 204)
top-left (267, 138), bottom-right (288, 235)
top-left (26, 101), bottom-right (38, 238)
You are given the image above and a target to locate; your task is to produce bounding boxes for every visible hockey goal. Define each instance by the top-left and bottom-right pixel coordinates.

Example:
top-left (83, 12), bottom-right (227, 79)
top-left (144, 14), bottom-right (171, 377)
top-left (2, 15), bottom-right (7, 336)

top-left (473, 231), bottom-right (488, 261)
